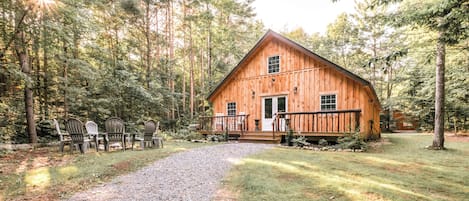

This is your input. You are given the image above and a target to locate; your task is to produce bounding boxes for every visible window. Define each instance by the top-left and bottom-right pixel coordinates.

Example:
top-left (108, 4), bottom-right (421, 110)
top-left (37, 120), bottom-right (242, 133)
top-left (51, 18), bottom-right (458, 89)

top-left (227, 102), bottom-right (236, 116)
top-left (268, 55), bottom-right (280, 73)
top-left (264, 98), bottom-right (272, 118)
top-left (320, 94), bottom-right (336, 111)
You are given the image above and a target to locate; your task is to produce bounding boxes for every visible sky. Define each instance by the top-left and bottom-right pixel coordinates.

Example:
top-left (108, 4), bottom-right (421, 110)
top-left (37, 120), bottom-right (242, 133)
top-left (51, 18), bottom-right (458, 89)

top-left (252, 0), bottom-right (357, 34)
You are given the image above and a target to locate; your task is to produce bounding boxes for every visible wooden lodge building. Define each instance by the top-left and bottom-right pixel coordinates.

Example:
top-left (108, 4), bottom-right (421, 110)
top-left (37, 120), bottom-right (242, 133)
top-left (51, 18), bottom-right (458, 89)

top-left (198, 30), bottom-right (381, 143)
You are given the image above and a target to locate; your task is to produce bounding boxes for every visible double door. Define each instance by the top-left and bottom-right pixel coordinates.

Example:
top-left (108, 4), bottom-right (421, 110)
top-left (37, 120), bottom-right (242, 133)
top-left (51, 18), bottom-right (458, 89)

top-left (262, 96), bottom-right (287, 131)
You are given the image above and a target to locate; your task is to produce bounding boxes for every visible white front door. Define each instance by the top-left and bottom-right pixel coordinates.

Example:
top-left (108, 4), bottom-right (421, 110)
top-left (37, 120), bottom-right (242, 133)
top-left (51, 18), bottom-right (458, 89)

top-left (262, 96), bottom-right (287, 131)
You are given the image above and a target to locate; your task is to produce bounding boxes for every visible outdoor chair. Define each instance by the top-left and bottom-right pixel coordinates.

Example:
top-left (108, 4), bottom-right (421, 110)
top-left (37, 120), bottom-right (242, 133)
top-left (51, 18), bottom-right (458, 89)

top-left (65, 118), bottom-right (91, 154)
top-left (132, 120), bottom-right (161, 150)
top-left (104, 117), bottom-right (127, 151)
top-left (85, 121), bottom-right (105, 151)
top-left (237, 112), bottom-right (246, 131)
top-left (54, 119), bottom-right (73, 153)
top-left (152, 121), bottom-right (163, 148)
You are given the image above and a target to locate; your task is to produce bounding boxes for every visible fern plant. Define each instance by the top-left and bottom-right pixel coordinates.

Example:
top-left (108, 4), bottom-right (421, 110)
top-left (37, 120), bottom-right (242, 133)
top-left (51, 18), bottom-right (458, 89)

top-left (292, 136), bottom-right (310, 147)
top-left (337, 131), bottom-right (367, 152)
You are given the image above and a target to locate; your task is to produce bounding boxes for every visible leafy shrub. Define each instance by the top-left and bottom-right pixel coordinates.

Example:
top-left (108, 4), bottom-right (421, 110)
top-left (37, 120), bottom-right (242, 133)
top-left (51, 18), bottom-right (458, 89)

top-left (318, 138), bottom-right (328, 147)
top-left (337, 132), bottom-right (367, 151)
top-left (207, 134), bottom-right (225, 142)
top-left (165, 129), bottom-right (203, 141)
top-left (292, 136), bottom-right (310, 147)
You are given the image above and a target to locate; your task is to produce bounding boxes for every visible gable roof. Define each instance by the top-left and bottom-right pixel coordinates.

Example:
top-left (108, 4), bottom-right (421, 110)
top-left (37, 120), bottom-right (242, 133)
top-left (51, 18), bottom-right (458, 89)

top-left (207, 30), bottom-right (381, 109)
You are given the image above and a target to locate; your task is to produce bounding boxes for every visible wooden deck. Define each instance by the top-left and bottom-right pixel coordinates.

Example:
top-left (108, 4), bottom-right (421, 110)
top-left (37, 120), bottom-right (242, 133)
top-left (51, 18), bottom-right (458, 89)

top-left (198, 110), bottom-right (360, 144)
top-left (198, 131), bottom-right (351, 144)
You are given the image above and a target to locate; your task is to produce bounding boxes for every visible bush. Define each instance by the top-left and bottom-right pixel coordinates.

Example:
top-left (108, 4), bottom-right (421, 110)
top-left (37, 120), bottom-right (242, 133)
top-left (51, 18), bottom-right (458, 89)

top-left (207, 134), bottom-right (225, 142)
top-left (337, 132), bottom-right (367, 152)
top-left (318, 138), bottom-right (328, 147)
top-left (292, 136), bottom-right (310, 147)
top-left (165, 129), bottom-right (202, 141)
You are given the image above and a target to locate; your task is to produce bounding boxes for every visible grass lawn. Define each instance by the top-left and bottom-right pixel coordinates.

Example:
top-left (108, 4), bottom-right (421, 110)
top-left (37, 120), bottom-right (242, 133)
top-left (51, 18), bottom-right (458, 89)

top-left (222, 134), bottom-right (469, 201)
top-left (0, 140), bottom-right (211, 200)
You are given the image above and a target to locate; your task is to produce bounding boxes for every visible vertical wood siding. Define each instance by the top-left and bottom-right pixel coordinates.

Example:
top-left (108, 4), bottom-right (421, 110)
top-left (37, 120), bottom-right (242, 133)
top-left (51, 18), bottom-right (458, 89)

top-left (210, 38), bottom-right (381, 138)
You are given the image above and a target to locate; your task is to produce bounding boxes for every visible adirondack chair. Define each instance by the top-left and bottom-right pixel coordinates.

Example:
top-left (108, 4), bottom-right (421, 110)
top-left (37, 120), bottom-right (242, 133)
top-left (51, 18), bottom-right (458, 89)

top-left (104, 117), bottom-right (127, 151)
top-left (132, 120), bottom-right (159, 150)
top-left (54, 119), bottom-right (73, 153)
top-left (237, 112), bottom-right (246, 131)
top-left (85, 121), bottom-right (104, 151)
top-left (65, 118), bottom-right (90, 154)
top-left (152, 121), bottom-right (163, 148)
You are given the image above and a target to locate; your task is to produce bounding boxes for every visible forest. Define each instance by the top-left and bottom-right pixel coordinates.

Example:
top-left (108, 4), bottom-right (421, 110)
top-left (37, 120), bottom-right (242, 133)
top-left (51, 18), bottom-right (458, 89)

top-left (0, 0), bottom-right (467, 145)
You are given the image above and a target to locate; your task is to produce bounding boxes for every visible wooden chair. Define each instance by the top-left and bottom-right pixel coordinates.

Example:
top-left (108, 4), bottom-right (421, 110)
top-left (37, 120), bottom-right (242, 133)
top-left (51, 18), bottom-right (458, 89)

top-left (151, 121), bottom-right (163, 148)
top-left (54, 119), bottom-right (73, 153)
top-left (237, 112), bottom-right (246, 131)
top-left (85, 121), bottom-right (104, 151)
top-left (104, 117), bottom-right (127, 151)
top-left (132, 120), bottom-right (160, 150)
top-left (65, 118), bottom-right (90, 154)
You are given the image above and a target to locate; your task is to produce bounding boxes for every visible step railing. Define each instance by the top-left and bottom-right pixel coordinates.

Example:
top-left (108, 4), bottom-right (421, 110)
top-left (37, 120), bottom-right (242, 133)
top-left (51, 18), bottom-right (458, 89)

top-left (273, 109), bottom-right (361, 135)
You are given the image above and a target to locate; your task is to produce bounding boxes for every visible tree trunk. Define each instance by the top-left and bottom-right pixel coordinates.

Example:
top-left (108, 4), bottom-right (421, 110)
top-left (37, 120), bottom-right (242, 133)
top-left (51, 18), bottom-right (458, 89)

top-left (169, 1), bottom-right (175, 119)
top-left (182, 0), bottom-right (187, 114)
top-left (189, 21), bottom-right (194, 119)
top-left (63, 45), bottom-right (69, 119)
top-left (432, 37), bottom-right (445, 149)
top-left (34, 37), bottom-right (43, 120)
top-left (206, 2), bottom-right (212, 86)
top-left (15, 31), bottom-right (37, 143)
top-left (145, 0), bottom-right (151, 89)
top-left (43, 20), bottom-right (49, 119)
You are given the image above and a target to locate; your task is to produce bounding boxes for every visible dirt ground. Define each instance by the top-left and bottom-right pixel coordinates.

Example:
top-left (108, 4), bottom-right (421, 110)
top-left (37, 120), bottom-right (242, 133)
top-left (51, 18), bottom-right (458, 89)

top-left (445, 134), bottom-right (469, 142)
top-left (0, 147), bottom-right (73, 175)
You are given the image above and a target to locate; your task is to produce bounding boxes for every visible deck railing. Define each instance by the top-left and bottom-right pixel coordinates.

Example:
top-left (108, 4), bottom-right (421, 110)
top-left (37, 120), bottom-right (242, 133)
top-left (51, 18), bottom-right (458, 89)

top-left (199, 114), bottom-right (249, 134)
top-left (273, 109), bottom-right (361, 136)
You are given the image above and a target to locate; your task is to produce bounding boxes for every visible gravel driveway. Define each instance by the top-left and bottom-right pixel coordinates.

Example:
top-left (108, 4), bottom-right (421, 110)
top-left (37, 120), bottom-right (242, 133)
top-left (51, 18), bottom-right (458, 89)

top-left (66, 143), bottom-right (273, 201)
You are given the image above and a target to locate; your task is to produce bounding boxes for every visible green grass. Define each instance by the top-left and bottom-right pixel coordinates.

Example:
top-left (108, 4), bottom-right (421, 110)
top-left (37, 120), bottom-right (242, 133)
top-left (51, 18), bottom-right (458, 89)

top-left (223, 134), bottom-right (469, 201)
top-left (0, 141), bottom-right (211, 200)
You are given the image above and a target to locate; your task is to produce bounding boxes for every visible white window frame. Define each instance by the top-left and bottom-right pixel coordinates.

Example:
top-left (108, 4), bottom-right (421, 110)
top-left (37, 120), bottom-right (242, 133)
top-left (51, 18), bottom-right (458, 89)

top-left (227, 102), bottom-right (236, 116)
top-left (320, 94), bottom-right (337, 111)
top-left (267, 55), bottom-right (280, 74)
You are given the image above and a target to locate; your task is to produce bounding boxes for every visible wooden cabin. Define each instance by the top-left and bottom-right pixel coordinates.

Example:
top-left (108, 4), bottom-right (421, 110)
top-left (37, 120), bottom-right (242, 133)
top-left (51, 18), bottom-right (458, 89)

top-left (392, 110), bottom-right (419, 131)
top-left (199, 30), bottom-right (381, 143)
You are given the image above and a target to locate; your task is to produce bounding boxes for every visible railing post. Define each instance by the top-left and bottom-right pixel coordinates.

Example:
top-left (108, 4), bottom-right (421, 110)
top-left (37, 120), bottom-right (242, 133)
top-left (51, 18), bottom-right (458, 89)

top-left (225, 116), bottom-right (229, 141)
top-left (286, 118), bottom-right (293, 146)
top-left (272, 114), bottom-right (276, 140)
top-left (355, 111), bottom-right (360, 132)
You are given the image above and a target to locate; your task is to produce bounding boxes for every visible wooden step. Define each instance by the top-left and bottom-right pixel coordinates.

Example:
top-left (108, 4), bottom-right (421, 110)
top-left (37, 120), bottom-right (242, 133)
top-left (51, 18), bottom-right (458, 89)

top-left (238, 138), bottom-right (281, 144)
top-left (238, 134), bottom-right (282, 144)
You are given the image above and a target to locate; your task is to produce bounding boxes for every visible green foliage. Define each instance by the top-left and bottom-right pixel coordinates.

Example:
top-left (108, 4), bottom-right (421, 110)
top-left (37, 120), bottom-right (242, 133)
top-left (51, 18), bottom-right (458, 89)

top-left (207, 134), bottom-right (225, 142)
top-left (0, 0), bottom-right (261, 143)
top-left (318, 138), bottom-right (329, 147)
top-left (292, 136), bottom-right (310, 147)
top-left (337, 132), bottom-right (368, 151)
top-left (164, 129), bottom-right (203, 141)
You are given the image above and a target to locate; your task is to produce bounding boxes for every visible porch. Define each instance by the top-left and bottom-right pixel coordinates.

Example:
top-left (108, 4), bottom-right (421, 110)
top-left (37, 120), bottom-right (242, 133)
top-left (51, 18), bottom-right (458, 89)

top-left (198, 109), bottom-right (361, 143)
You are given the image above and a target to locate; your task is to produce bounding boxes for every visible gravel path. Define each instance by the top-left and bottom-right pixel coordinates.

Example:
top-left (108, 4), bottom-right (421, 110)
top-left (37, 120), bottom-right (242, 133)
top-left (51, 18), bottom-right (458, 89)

top-left (66, 143), bottom-right (273, 201)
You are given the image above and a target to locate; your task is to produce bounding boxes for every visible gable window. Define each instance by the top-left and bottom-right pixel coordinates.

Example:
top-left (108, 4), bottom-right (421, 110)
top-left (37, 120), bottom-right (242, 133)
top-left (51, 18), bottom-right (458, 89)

top-left (227, 102), bottom-right (236, 116)
top-left (320, 94), bottom-right (336, 111)
top-left (268, 55), bottom-right (280, 73)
